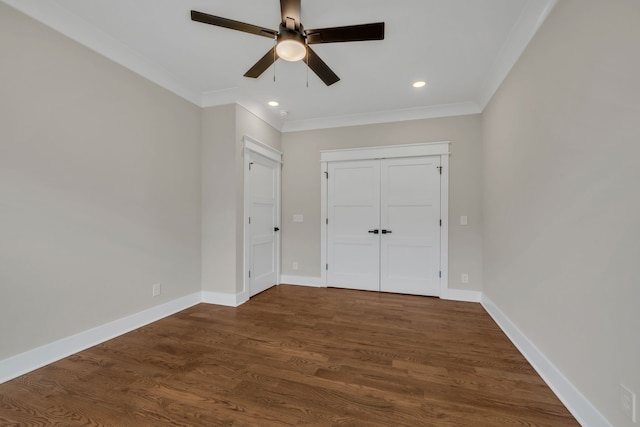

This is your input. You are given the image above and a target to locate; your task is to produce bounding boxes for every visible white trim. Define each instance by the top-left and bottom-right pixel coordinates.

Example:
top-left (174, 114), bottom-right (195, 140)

top-left (0, 286), bottom-right (611, 427)
top-left (477, 0), bottom-right (558, 109)
top-left (481, 294), bottom-right (612, 427)
top-left (320, 162), bottom-right (329, 287)
top-left (243, 136), bottom-right (283, 164)
top-left (439, 154), bottom-right (450, 299)
top-left (201, 87), bottom-right (241, 108)
top-left (0, 292), bottom-right (202, 385)
top-left (320, 142), bottom-right (451, 163)
top-left (234, 100), bottom-right (285, 134)
top-left (442, 288), bottom-right (481, 303)
top-left (280, 275), bottom-right (325, 288)
top-left (243, 137), bottom-right (282, 299)
top-left (320, 143), bottom-right (450, 297)
top-left (2, 1), bottom-right (555, 131)
top-left (282, 102), bottom-right (481, 133)
top-left (2, 0), bottom-right (202, 106)
top-left (201, 291), bottom-right (248, 307)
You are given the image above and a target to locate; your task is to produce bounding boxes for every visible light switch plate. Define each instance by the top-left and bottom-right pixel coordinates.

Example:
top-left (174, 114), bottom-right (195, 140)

top-left (460, 215), bottom-right (468, 225)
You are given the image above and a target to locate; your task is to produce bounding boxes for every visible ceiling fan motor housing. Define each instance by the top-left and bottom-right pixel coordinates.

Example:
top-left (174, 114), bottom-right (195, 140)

top-left (276, 23), bottom-right (307, 62)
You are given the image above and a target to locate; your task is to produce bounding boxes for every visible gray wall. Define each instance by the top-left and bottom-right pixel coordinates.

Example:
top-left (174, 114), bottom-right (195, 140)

top-left (281, 115), bottom-right (484, 292)
top-left (0, 4), bottom-right (202, 360)
top-left (200, 104), bottom-right (281, 296)
top-left (482, 1), bottom-right (640, 425)
top-left (201, 105), bottom-right (236, 294)
top-left (4, 2), bottom-right (637, 425)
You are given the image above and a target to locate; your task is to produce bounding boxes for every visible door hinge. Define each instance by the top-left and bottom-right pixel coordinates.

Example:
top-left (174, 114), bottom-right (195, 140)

top-left (326, 264), bottom-right (328, 270)
top-left (248, 270), bottom-right (251, 278)
top-left (439, 271), bottom-right (442, 278)
top-left (324, 171), bottom-right (328, 179)
top-left (249, 161), bottom-right (254, 171)
top-left (437, 166), bottom-right (443, 175)
top-left (326, 218), bottom-right (328, 225)
top-left (249, 216), bottom-right (251, 224)
top-left (439, 219), bottom-right (442, 227)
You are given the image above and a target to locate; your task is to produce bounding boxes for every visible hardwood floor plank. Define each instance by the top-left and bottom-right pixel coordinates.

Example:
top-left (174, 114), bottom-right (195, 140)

top-left (0, 285), bottom-right (579, 426)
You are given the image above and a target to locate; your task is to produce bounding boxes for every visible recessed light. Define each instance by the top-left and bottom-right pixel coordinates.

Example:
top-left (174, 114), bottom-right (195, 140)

top-left (268, 101), bottom-right (279, 107)
top-left (413, 80), bottom-right (427, 88)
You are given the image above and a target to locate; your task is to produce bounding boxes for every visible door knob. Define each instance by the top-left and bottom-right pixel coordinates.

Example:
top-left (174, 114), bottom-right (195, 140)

top-left (381, 229), bottom-right (392, 234)
top-left (368, 229), bottom-right (379, 234)
top-left (274, 227), bottom-right (280, 232)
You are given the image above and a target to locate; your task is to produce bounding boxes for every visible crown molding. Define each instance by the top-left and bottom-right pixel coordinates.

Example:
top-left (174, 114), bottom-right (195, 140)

top-left (4, 0), bottom-right (556, 132)
top-left (2, 0), bottom-right (202, 106)
top-left (477, 0), bottom-right (558, 109)
top-left (281, 102), bottom-right (481, 133)
top-left (201, 87), bottom-right (285, 131)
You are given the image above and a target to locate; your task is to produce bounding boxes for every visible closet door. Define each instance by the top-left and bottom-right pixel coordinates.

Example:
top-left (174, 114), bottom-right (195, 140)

top-left (380, 157), bottom-right (441, 296)
top-left (327, 160), bottom-right (380, 291)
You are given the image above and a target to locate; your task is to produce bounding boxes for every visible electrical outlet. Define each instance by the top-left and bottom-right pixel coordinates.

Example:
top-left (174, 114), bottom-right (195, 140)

top-left (152, 283), bottom-right (161, 297)
top-left (293, 214), bottom-right (304, 223)
top-left (293, 261), bottom-right (299, 270)
top-left (621, 384), bottom-right (636, 422)
top-left (461, 274), bottom-right (469, 284)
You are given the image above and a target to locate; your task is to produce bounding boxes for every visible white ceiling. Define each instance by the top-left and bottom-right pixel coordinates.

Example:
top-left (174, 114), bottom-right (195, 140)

top-left (4, 0), bottom-right (557, 132)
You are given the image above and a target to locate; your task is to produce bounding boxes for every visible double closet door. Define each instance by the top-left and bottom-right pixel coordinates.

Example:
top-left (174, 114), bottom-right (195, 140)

top-left (327, 157), bottom-right (441, 296)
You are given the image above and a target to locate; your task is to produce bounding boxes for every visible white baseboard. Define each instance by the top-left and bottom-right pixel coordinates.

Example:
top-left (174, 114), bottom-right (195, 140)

top-left (442, 288), bottom-right (482, 302)
top-left (481, 295), bottom-right (611, 427)
top-left (0, 286), bottom-right (612, 427)
top-left (201, 291), bottom-right (247, 307)
top-left (0, 292), bottom-right (202, 385)
top-left (280, 275), bottom-right (325, 287)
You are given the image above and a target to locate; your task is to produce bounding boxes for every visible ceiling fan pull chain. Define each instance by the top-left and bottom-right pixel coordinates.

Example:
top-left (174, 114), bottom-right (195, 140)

top-left (306, 42), bottom-right (309, 88)
top-left (273, 35), bottom-right (277, 82)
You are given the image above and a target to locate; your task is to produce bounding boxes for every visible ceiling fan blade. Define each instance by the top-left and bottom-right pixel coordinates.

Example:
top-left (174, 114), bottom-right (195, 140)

top-left (191, 10), bottom-right (277, 39)
top-left (244, 47), bottom-right (279, 78)
top-left (280, 0), bottom-right (301, 30)
top-left (306, 47), bottom-right (340, 86)
top-left (306, 22), bottom-right (385, 44)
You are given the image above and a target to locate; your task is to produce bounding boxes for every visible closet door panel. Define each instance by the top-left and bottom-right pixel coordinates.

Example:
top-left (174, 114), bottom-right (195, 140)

top-left (380, 157), bottom-right (441, 296)
top-left (327, 161), bottom-right (380, 291)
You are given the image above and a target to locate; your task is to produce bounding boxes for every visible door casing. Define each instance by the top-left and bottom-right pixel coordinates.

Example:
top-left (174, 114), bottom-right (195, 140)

top-left (243, 136), bottom-right (282, 298)
top-left (320, 142), bottom-right (450, 298)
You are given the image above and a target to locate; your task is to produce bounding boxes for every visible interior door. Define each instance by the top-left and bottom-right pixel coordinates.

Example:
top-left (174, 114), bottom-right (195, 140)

top-left (380, 157), bottom-right (441, 296)
top-left (327, 160), bottom-right (380, 291)
top-left (326, 156), bottom-right (441, 296)
top-left (248, 152), bottom-right (280, 297)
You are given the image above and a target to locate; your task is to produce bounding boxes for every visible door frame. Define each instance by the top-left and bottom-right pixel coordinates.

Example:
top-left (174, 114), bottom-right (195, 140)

top-left (243, 136), bottom-right (282, 298)
top-left (320, 142), bottom-right (450, 297)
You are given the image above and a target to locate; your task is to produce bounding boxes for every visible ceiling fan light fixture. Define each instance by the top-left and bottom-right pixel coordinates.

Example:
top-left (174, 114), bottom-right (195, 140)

top-left (276, 29), bottom-right (307, 62)
top-left (276, 39), bottom-right (306, 62)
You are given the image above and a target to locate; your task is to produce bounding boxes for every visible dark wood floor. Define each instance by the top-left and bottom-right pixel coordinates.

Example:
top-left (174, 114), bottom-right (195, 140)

top-left (0, 285), bottom-right (578, 426)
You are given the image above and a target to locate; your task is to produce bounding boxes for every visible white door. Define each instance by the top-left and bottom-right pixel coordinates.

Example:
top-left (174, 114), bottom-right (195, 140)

top-left (327, 160), bottom-right (380, 291)
top-left (380, 157), bottom-right (441, 296)
top-left (327, 157), bottom-right (441, 296)
top-left (248, 152), bottom-right (280, 297)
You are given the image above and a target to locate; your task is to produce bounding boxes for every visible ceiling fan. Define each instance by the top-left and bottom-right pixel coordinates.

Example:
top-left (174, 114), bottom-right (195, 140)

top-left (191, 0), bottom-right (385, 86)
